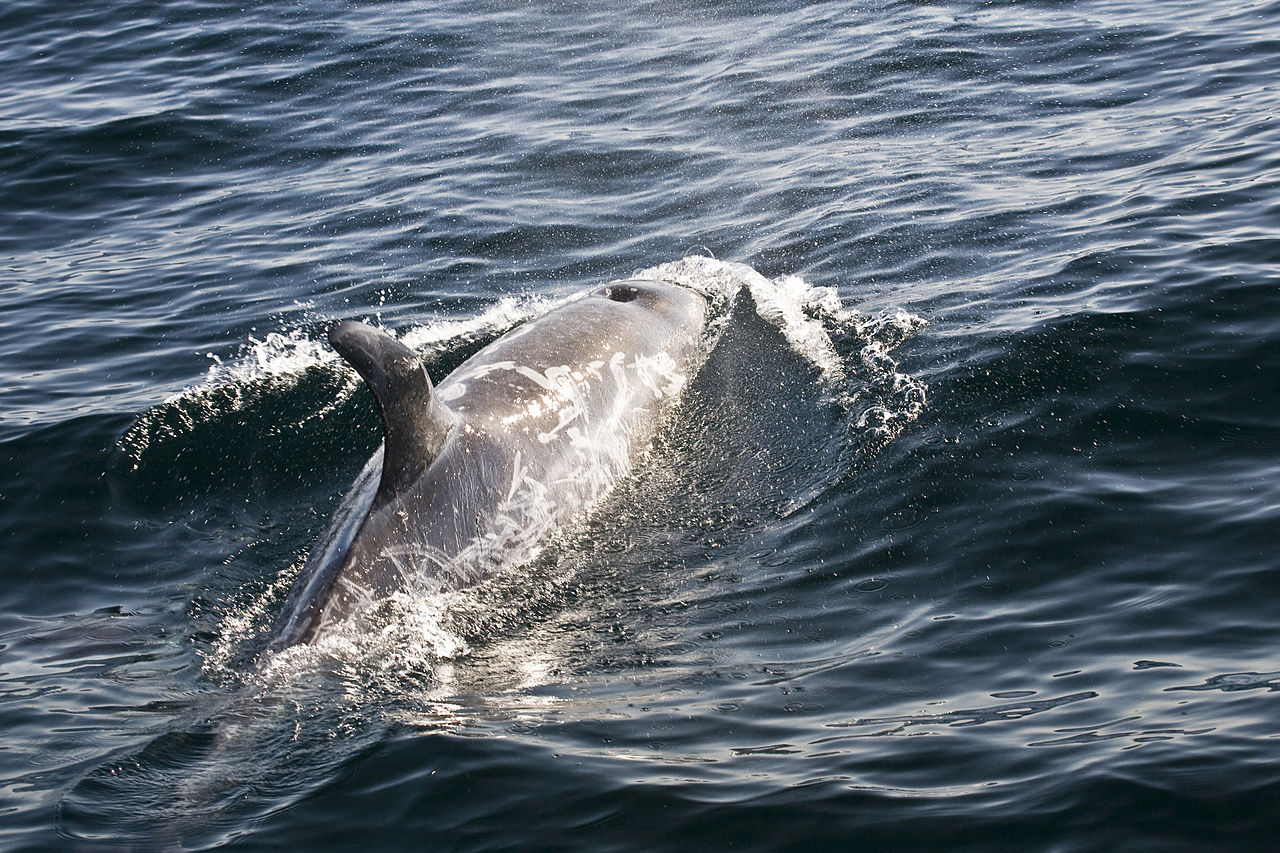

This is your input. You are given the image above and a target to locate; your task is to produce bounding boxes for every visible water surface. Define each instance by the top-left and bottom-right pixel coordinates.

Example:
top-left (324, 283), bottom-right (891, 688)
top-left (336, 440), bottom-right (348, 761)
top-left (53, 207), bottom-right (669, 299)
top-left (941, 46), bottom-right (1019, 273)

top-left (2, 0), bottom-right (1279, 848)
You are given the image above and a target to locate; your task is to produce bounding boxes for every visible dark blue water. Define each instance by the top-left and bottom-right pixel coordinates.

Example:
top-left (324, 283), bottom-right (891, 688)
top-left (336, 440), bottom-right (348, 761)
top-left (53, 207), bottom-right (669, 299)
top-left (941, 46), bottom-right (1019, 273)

top-left (3, 0), bottom-right (1279, 848)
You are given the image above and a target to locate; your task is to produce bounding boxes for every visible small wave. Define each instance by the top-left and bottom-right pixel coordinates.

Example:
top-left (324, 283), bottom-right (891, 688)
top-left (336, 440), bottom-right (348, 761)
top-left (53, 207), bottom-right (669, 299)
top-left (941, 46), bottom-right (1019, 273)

top-left (117, 328), bottom-right (347, 467)
top-left (637, 255), bottom-right (928, 445)
top-left (118, 297), bottom-right (554, 468)
top-left (827, 690), bottom-right (1099, 732)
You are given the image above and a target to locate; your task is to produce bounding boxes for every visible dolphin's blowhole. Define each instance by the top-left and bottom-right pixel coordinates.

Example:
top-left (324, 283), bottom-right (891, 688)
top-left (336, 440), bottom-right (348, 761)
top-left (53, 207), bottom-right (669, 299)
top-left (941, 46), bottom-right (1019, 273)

top-left (603, 284), bottom-right (640, 302)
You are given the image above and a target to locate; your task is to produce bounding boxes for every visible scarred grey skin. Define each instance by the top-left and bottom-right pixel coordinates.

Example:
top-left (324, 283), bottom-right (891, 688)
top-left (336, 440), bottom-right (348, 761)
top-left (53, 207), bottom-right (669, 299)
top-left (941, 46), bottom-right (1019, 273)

top-left (268, 279), bottom-right (707, 652)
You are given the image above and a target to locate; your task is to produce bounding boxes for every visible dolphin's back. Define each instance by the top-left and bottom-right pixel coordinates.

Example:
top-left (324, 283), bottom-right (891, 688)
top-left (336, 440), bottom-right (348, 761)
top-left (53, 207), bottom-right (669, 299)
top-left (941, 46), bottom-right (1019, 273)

top-left (265, 280), bottom-right (708, 655)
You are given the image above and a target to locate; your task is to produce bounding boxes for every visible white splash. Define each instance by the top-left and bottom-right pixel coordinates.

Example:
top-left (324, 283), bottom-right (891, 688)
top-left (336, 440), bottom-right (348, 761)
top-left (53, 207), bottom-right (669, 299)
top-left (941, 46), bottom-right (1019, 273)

top-left (203, 329), bottom-right (339, 391)
top-left (119, 295), bottom-right (553, 463)
top-left (399, 294), bottom-right (561, 353)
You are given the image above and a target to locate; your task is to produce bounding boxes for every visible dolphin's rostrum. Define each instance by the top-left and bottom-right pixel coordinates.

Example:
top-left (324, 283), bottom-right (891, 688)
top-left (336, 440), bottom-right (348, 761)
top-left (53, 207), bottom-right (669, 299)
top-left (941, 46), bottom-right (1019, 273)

top-left (268, 279), bottom-right (708, 653)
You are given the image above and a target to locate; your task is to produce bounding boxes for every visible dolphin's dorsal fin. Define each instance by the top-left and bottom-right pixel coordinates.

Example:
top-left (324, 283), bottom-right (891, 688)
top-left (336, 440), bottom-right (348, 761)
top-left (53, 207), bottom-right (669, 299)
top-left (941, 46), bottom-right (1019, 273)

top-left (329, 321), bottom-right (458, 510)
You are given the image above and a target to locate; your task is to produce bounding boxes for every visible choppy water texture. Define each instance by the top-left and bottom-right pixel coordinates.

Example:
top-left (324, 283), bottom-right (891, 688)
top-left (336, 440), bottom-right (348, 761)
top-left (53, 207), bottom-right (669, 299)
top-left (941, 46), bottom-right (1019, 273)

top-left (3, 0), bottom-right (1279, 849)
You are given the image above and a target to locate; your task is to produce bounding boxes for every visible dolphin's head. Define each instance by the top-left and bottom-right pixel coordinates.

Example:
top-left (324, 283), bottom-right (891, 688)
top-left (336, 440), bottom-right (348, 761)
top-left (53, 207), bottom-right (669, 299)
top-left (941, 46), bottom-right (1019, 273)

top-left (589, 279), bottom-right (707, 342)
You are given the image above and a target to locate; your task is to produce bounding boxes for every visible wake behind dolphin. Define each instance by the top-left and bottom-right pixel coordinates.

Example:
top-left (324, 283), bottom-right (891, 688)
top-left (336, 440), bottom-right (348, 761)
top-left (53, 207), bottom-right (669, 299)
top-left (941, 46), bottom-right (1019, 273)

top-left (267, 278), bottom-right (708, 652)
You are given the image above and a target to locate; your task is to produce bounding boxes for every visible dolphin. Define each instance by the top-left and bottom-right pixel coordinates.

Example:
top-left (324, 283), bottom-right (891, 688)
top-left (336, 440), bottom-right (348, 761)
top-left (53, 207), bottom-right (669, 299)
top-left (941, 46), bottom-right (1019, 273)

top-left (267, 279), bottom-right (708, 652)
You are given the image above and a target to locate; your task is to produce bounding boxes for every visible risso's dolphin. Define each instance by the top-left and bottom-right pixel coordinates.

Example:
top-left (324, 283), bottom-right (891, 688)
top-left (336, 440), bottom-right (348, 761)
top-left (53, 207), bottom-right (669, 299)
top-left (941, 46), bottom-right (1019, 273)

top-left (267, 279), bottom-right (708, 652)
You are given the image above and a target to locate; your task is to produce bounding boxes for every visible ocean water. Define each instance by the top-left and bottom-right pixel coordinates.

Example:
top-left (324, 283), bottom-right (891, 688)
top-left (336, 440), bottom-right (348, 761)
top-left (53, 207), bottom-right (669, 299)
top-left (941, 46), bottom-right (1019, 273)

top-left (2, 0), bottom-right (1279, 848)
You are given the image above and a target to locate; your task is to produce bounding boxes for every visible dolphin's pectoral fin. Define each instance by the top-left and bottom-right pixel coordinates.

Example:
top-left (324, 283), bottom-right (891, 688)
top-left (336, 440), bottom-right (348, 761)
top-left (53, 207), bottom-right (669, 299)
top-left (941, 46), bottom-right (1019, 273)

top-left (330, 321), bottom-right (458, 510)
